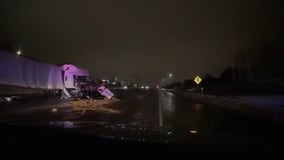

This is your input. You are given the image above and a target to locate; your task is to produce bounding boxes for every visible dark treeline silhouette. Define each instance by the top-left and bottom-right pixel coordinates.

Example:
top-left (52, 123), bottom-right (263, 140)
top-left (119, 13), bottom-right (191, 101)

top-left (167, 41), bottom-right (284, 95)
top-left (235, 42), bottom-right (284, 81)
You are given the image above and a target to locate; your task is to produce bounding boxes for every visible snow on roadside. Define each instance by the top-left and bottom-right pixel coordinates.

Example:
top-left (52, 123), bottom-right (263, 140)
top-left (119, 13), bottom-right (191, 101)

top-left (239, 96), bottom-right (284, 107)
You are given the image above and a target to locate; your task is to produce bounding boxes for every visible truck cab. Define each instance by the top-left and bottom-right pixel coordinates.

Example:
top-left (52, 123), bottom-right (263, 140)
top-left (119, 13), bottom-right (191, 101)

top-left (61, 64), bottom-right (91, 92)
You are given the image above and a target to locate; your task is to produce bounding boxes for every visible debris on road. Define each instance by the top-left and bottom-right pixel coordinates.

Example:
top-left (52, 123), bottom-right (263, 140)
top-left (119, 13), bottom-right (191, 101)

top-left (189, 130), bottom-right (198, 134)
top-left (71, 98), bottom-right (119, 108)
top-left (64, 98), bottom-right (121, 120)
top-left (0, 96), bottom-right (22, 102)
top-left (49, 121), bottom-right (77, 128)
top-left (51, 108), bottom-right (58, 112)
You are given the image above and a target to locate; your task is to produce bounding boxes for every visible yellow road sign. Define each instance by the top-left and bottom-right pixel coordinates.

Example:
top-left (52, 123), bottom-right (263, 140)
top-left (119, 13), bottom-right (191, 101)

top-left (194, 76), bottom-right (202, 84)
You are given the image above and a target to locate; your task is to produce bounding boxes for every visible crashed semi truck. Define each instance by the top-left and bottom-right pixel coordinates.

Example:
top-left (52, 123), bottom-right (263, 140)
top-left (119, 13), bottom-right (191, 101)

top-left (0, 50), bottom-right (114, 99)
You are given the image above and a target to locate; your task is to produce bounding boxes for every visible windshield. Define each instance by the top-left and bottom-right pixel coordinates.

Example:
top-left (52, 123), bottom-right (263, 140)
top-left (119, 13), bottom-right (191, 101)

top-left (0, 0), bottom-right (284, 147)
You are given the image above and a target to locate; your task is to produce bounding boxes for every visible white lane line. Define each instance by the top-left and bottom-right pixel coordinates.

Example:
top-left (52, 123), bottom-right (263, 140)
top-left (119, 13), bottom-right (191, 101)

top-left (158, 91), bottom-right (163, 127)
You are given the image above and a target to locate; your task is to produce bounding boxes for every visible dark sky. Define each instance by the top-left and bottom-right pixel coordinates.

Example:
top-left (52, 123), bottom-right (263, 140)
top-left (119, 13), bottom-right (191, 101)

top-left (0, 0), bottom-right (283, 84)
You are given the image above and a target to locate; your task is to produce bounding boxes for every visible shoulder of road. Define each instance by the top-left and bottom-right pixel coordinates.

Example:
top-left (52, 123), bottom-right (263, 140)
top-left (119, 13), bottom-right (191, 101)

top-left (162, 89), bottom-right (284, 123)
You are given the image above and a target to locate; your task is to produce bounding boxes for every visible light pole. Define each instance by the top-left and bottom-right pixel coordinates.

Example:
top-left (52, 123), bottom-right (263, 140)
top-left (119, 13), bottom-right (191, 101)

top-left (17, 44), bottom-right (22, 55)
top-left (17, 50), bottom-right (22, 55)
top-left (168, 73), bottom-right (174, 86)
top-left (160, 78), bottom-right (165, 87)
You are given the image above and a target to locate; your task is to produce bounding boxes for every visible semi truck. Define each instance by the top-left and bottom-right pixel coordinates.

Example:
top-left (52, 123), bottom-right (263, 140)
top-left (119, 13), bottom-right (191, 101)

top-left (0, 50), bottom-right (114, 99)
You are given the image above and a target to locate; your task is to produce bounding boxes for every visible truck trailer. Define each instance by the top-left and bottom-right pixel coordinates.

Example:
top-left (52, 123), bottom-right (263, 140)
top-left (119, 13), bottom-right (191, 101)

top-left (0, 50), bottom-right (113, 99)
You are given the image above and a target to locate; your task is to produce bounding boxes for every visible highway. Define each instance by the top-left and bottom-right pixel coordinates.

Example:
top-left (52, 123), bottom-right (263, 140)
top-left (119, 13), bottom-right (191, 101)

top-left (0, 89), bottom-right (284, 145)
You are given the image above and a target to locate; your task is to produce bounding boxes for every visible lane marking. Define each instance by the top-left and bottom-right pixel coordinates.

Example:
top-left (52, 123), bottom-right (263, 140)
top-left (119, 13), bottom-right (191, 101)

top-left (158, 91), bottom-right (163, 127)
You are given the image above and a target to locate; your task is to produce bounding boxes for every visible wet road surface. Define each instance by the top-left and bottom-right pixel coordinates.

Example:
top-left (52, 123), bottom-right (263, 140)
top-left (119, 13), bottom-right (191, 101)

top-left (0, 89), bottom-right (284, 145)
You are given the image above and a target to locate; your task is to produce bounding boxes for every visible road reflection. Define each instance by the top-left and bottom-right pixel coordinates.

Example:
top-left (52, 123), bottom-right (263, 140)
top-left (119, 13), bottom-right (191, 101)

top-left (159, 90), bottom-right (205, 133)
top-left (159, 90), bottom-right (175, 113)
top-left (193, 103), bottom-right (203, 112)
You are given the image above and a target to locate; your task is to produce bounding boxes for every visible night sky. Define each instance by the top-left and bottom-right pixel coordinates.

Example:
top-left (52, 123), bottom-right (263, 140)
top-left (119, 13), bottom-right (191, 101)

top-left (0, 0), bottom-right (283, 85)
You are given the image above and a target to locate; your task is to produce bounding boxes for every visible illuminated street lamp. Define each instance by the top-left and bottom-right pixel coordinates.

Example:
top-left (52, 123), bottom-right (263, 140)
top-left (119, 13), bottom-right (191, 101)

top-left (17, 50), bottom-right (22, 55)
top-left (169, 73), bottom-right (173, 78)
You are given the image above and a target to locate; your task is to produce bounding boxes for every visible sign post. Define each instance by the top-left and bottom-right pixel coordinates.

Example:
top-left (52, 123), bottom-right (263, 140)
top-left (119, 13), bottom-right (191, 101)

top-left (194, 76), bottom-right (202, 95)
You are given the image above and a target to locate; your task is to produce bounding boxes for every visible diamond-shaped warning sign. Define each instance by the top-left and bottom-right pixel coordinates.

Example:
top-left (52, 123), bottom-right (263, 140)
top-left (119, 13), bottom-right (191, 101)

top-left (194, 76), bottom-right (202, 85)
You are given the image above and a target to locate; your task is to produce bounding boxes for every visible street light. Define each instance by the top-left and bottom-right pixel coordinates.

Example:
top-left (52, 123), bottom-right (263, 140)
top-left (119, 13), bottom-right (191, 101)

top-left (17, 50), bottom-right (22, 55)
top-left (168, 73), bottom-right (174, 88)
